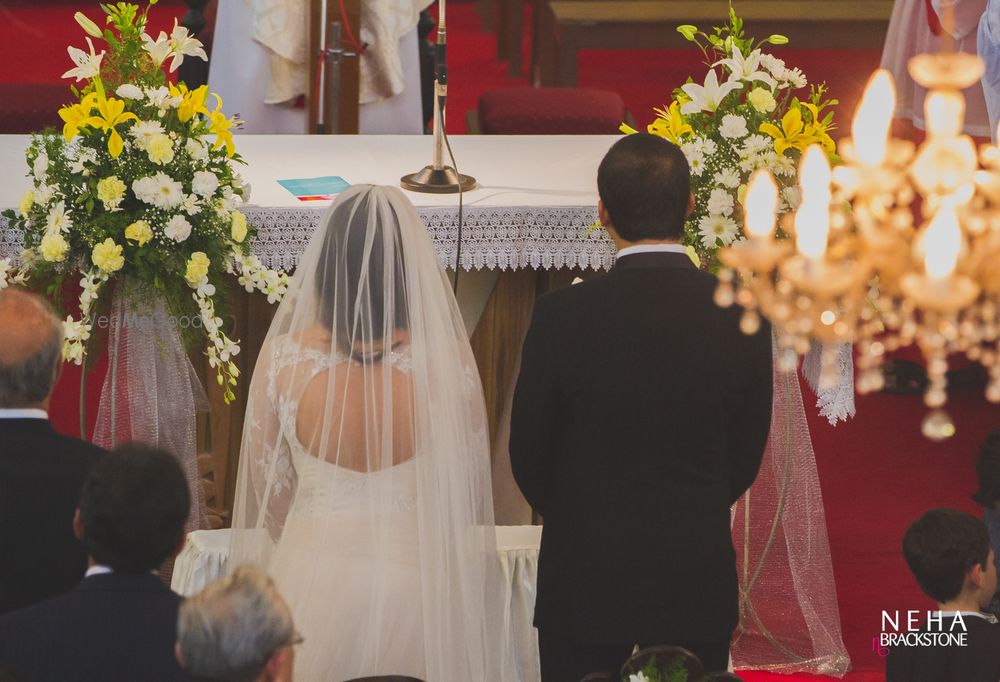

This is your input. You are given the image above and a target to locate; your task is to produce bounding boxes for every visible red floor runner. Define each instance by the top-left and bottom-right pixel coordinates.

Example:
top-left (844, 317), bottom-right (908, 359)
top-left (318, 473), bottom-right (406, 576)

top-left (6, 4), bottom-right (1000, 681)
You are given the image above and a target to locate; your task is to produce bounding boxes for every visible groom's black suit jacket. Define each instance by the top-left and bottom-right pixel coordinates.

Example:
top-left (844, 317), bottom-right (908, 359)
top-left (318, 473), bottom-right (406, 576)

top-left (0, 418), bottom-right (104, 614)
top-left (510, 251), bottom-right (773, 645)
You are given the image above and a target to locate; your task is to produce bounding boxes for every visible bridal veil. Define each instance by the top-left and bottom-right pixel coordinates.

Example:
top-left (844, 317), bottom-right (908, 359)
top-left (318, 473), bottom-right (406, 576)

top-left (229, 185), bottom-right (498, 680)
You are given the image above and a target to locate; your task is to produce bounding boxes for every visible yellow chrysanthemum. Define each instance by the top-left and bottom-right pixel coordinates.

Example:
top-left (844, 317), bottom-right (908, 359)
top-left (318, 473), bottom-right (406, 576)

top-left (124, 220), bottom-right (153, 246)
top-left (146, 133), bottom-right (175, 164)
top-left (185, 251), bottom-right (210, 286)
top-left (747, 88), bottom-right (777, 114)
top-left (230, 210), bottom-right (248, 243)
top-left (96, 176), bottom-right (127, 207)
top-left (18, 190), bottom-right (34, 217)
top-left (91, 238), bottom-right (125, 273)
top-left (40, 233), bottom-right (69, 262)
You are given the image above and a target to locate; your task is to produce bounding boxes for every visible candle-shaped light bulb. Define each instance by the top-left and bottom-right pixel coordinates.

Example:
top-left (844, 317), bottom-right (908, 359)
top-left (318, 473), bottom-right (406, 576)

top-left (794, 145), bottom-right (833, 259)
top-left (925, 90), bottom-right (964, 138)
top-left (923, 203), bottom-right (962, 279)
top-left (744, 169), bottom-right (779, 239)
top-left (852, 70), bottom-right (895, 166)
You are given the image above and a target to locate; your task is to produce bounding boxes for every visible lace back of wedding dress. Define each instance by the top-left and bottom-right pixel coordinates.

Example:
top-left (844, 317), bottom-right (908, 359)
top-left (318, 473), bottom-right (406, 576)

top-left (230, 185), bottom-right (499, 681)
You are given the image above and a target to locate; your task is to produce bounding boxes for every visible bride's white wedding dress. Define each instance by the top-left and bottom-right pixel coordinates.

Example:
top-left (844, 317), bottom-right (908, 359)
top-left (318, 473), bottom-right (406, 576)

top-left (229, 185), bottom-right (499, 682)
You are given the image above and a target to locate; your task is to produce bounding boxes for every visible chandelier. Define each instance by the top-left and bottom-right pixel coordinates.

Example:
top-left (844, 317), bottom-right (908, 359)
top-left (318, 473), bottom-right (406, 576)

top-left (715, 44), bottom-right (1000, 440)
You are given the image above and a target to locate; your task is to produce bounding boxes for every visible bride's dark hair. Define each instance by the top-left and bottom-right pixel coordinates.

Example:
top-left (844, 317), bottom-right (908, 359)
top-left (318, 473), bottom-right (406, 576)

top-left (314, 187), bottom-right (409, 358)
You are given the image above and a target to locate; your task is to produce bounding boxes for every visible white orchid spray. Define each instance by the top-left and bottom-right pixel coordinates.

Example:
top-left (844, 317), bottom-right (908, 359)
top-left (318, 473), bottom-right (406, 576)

top-left (621, 7), bottom-right (839, 270)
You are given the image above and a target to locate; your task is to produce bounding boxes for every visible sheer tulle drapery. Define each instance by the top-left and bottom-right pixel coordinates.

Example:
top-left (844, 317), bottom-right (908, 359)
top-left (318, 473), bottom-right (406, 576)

top-left (229, 185), bottom-right (499, 681)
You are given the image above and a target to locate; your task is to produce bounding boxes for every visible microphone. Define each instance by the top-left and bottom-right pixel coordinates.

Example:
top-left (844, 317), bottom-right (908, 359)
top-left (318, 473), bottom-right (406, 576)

top-left (400, 0), bottom-right (476, 193)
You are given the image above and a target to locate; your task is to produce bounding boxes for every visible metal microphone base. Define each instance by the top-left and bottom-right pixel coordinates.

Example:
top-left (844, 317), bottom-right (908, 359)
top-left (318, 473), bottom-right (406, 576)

top-left (400, 165), bottom-right (477, 193)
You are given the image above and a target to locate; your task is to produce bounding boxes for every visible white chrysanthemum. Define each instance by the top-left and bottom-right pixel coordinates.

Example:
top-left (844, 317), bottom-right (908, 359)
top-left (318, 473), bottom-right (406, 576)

top-left (219, 186), bottom-right (242, 210)
top-left (782, 186), bottom-right (803, 210)
top-left (720, 114), bottom-right (749, 139)
top-left (115, 84), bottom-right (144, 99)
top-left (185, 137), bottom-right (209, 161)
top-left (738, 150), bottom-right (758, 173)
top-left (0, 259), bottom-right (11, 290)
top-left (702, 138), bottom-right (718, 156)
top-left (687, 151), bottom-right (706, 176)
top-left (33, 153), bottom-right (48, 181)
top-left (713, 168), bottom-right (742, 189)
top-left (164, 214), bottom-right (193, 242)
top-left (756, 150), bottom-right (778, 170)
top-left (759, 54), bottom-right (786, 76)
top-left (785, 67), bottom-right (807, 89)
top-left (145, 86), bottom-right (180, 109)
top-left (773, 153), bottom-right (797, 177)
top-left (34, 185), bottom-right (56, 205)
top-left (707, 188), bottom-right (735, 216)
top-left (182, 194), bottom-right (201, 216)
top-left (191, 170), bottom-right (219, 198)
top-left (743, 134), bottom-right (772, 154)
top-left (129, 121), bottom-right (165, 150)
top-left (133, 173), bottom-right (184, 209)
top-left (46, 200), bottom-right (72, 233)
top-left (698, 214), bottom-right (740, 248)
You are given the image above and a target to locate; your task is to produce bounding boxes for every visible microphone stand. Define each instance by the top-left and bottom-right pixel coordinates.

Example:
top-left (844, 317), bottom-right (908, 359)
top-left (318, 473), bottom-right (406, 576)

top-left (400, 0), bottom-right (477, 192)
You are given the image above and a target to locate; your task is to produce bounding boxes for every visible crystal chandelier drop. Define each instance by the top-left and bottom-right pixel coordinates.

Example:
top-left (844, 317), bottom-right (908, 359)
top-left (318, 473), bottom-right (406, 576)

top-left (715, 42), bottom-right (1000, 440)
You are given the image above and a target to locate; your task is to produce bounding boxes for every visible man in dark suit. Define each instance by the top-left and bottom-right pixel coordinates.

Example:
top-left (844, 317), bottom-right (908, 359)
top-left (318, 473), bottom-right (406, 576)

top-left (887, 508), bottom-right (1000, 682)
top-left (0, 288), bottom-right (105, 614)
top-left (510, 133), bottom-right (773, 681)
top-left (0, 442), bottom-right (191, 682)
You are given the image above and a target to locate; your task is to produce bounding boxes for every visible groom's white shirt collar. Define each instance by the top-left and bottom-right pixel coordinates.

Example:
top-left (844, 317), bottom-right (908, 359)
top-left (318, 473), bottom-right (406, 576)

top-left (0, 408), bottom-right (48, 420)
top-left (85, 565), bottom-right (113, 578)
top-left (617, 244), bottom-right (687, 258)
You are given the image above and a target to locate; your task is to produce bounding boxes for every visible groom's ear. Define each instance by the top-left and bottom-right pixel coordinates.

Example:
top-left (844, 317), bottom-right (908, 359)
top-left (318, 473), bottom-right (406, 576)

top-left (686, 192), bottom-right (695, 218)
top-left (598, 200), bottom-right (611, 230)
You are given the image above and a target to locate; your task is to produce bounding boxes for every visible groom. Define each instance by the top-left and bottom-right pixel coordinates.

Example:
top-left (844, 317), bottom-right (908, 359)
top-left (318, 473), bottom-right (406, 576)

top-left (510, 133), bottom-right (773, 680)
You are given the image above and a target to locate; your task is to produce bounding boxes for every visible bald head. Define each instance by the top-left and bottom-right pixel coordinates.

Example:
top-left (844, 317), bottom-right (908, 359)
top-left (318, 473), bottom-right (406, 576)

top-left (0, 288), bottom-right (62, 408)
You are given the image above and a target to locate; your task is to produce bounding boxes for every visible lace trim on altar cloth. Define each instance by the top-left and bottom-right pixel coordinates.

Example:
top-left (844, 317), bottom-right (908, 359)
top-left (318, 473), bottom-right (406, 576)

top-left (2, 206), bottom-right (611, 271)
top-left (802, 342), bottom-right (856, 426)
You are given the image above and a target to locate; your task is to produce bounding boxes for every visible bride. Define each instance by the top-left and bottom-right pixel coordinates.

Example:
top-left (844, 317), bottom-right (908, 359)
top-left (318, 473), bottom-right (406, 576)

top-left (228, 185), bottom-right (499, 681)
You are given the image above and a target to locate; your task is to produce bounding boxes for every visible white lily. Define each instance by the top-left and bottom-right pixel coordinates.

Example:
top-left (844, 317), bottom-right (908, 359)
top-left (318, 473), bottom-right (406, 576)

top-left (167, 21), bottom-right (208, 72)
top-left (142, 31), bottom-right (172, 68)
top-left (61, 37), bottom-right (104, 82)
top-left (713, 45), bottom-right (776, 88)
top-left (680, 69), bottom-right (743, 114)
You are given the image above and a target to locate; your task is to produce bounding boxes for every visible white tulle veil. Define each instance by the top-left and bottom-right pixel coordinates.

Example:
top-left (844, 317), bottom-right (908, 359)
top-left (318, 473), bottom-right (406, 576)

top-left (229, 184), bottom-right (498, 681)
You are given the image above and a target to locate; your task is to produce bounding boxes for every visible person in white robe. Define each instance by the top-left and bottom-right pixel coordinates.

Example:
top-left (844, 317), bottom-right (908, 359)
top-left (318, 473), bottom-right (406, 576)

top-left (980, 0), bottom-right (1000, 140)
top-left (209, 0), bottom-right (433, 134)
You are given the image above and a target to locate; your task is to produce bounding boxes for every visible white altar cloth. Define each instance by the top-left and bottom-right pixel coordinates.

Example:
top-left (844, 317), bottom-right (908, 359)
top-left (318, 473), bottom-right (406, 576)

top-left (0, 134), bottom-right (615, 271)
top-left (171, 525), bottom-right (542, 682)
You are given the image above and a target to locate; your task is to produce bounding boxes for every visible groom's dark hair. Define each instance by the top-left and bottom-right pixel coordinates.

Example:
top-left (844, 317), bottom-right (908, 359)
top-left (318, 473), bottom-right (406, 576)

top-left (597, 133), bottom-right (691, 242)
top-left (79, 442), bottom-right (190, 573)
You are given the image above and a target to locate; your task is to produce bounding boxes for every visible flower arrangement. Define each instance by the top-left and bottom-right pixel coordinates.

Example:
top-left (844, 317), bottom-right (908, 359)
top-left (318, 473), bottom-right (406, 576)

top-left (624, 655), bottom-right (691, 682)
top-left (0, 1), bottom-right (289, 403)
top-left (621, 8), bottom-right (839, 270)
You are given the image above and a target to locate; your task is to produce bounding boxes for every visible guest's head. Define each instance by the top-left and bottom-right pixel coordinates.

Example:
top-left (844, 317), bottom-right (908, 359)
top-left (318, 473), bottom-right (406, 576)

top-left (902, 508), bottom-right (996, 608)
top-left (313, 185), bottom-right (409, 354)
top-left (973, 429), bottom-right (1000, 509)
top-left (597, 133), bottom-right (693, 245)
top-left (75, 442), bottom-right (190, 574)
top-left (176, 566), bottom-right (297, 682)
top-left (0, 288), bottom-right (62, 410)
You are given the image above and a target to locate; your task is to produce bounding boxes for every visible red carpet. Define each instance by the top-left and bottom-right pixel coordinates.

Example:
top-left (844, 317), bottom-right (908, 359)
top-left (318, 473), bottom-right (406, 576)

top-left (5, 3), bottom-right (1000, 681)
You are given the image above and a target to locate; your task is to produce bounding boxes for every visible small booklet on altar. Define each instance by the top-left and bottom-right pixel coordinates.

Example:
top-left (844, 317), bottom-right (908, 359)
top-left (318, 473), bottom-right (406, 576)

top-left (277, 176), bottom-right (351, 201)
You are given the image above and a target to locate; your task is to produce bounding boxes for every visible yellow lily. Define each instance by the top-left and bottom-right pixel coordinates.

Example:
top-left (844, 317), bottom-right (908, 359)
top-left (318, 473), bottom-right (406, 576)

top-left (90, 96), bottom-right (138, 157)
top-left (207, 94), bottom-right (235, 157)
top-left (759, 107), bottom-right (810, 155)
top-left (57, 92), bottom-right (100, 142)
top-left (169, 82), bottom-right (209, 123)
top-left (648, 101), bottom-right (693, 144)
top-left (800, 102), bottom-right (836, 153)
